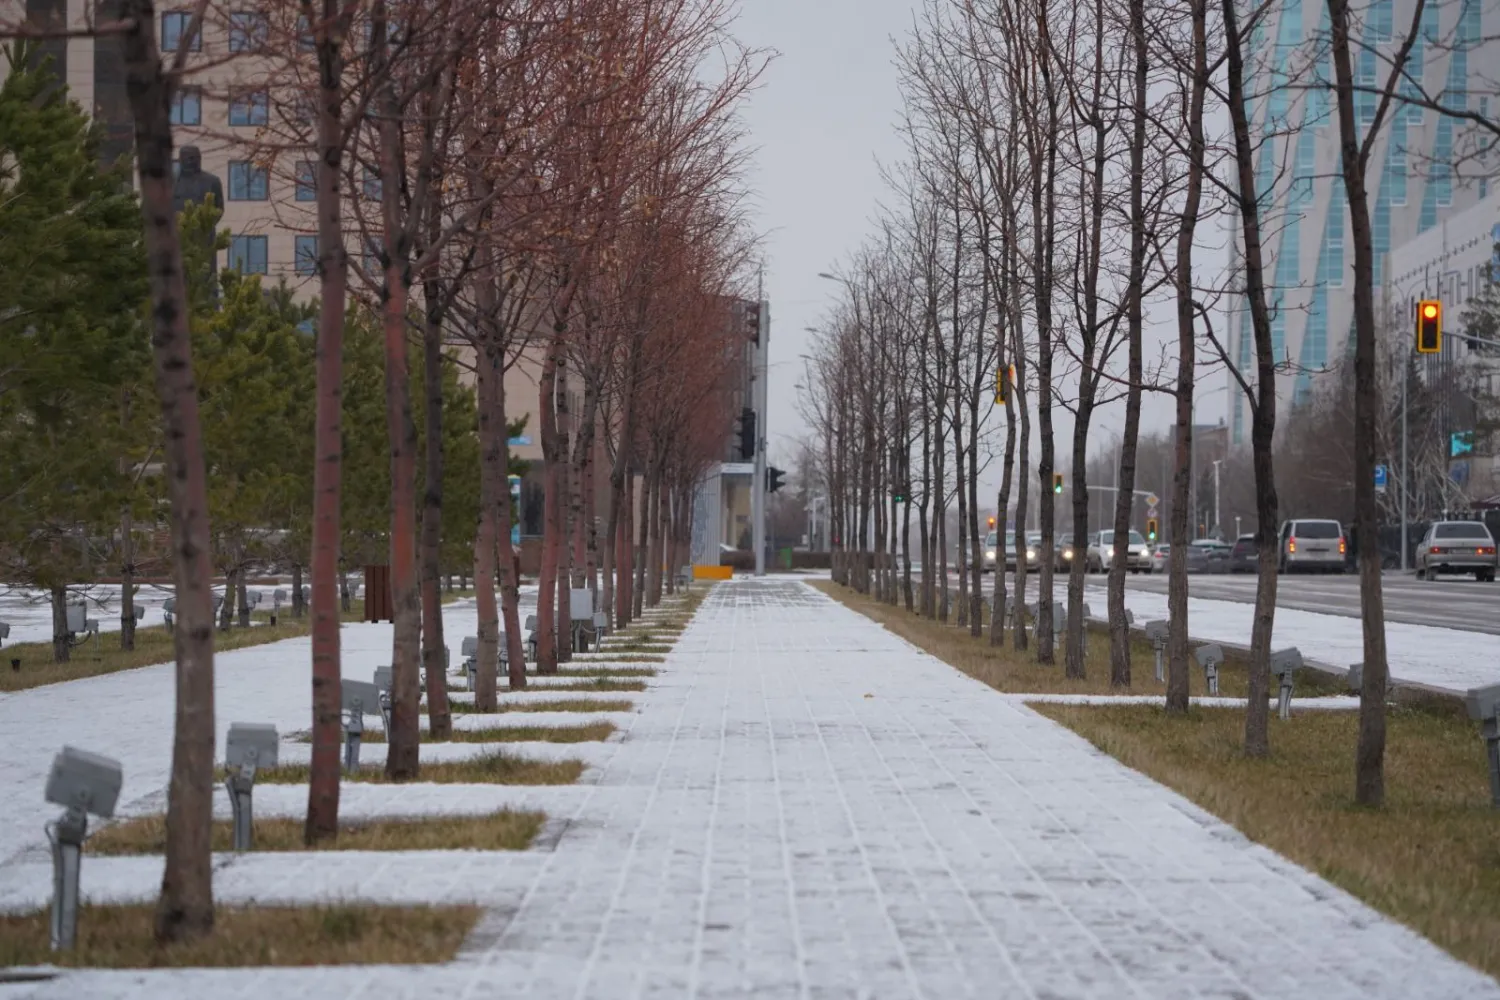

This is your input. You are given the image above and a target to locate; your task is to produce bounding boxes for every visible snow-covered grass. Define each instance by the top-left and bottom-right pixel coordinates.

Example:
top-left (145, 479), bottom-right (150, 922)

top-left (1093, 584), bottom-right (1500, 694)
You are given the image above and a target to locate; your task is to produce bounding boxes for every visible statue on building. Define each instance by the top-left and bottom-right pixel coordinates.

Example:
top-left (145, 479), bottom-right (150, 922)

top-left (172, 145), bottom-right (224, 292)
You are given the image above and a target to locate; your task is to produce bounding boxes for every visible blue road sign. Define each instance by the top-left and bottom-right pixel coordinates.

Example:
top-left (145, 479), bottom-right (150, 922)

top-left (1374, 464), bottom-right (1388, 492)
top-left (1452, 430), bottom-right (1475, 458)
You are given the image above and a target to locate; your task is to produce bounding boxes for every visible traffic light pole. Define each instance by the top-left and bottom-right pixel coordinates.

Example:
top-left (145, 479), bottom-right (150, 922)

top-left (752, 294), bottom-right (769, 577)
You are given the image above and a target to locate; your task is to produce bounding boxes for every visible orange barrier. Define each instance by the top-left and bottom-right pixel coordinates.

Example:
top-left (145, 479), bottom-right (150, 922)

top-left (693, 565), bottom-right (733, 580)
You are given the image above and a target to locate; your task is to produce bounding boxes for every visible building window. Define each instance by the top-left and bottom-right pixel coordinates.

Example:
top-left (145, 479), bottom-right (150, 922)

top-left (1434, 162), bottom-right (1453, 207)
top-left (227, 10), bottom-right (267, 52)
top-left (295, 235), bottom-right (319, 276)
top-left (297, 14), bottom-right (316, 50)
top-left (1356, 49), bottom-right (1376, 125)
top-left (228, 235), bottom-right (269, 275)
top-left (362, 236), bottom-right (385, 278)
top-left (1369, 0), bottom-right (1393, 42)
top-left (169, 86), bottom-right (202, 126)
top-left (361, 165), bottom-right (382, 201)
top-left (295, 161), bottom-right (317, 201)
top-left (1387, 129), bottom-right (1407, 207)
top-left (228, 89), bottom-right (269, 126)
top-left (160, 11), bottom-right (199, 52)
top-left (228, 161), bottom-right (269, 201)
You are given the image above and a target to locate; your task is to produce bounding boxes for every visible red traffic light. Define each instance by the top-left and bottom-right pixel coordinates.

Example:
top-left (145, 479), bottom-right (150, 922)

top-left (1417, 299), bottom-right (1442, 354)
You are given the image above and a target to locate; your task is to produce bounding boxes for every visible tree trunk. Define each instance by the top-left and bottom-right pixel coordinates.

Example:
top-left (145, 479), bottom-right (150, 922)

top-left (493, 356), bottom-right (526, 690)
top-left (118, 0), bottom-right (216, 937)
top-left (1109, 0), bottom-right (1150, 690)
top-left (419, 264), bottom-right (451, 739)
top-left (991, 394), bottom-right (1016, 647)
top-left (50, 585), bottom-right (70, 663)
top-left (536, 342), bottom-right (562, 674)
top-left (379, 260), bottom-right (422, 781)
top-left (1224, 0), bottom-right (1279, 754)
top-left (555, 366), bottom-right (573, 663)
top-left (120, 507), bottom-right (136, 651)
top-left (1327, 0), bottom-right (1393, 804)
top-left (219, 566), bottom-right (235, 631)
top-left (473, 338), bottom-right (502, 711)
top-left (236, 573), bottom-right (250, 629)
top-left (292, 562), bottom-right (304, 619)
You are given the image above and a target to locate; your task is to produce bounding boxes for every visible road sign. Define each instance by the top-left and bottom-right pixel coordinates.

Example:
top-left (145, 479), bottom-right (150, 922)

top-left (1374, 464), bottom-right (1388, 493)
top-left (1144, 492), bottom-right (1159, 508)
top-left (1147, 506), bottom-right (1158, 519)
top-left (1451, 430), bottom-right (1475, 458)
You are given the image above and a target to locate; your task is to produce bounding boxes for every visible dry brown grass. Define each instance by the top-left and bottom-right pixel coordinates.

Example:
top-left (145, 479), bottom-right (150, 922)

top-left (599, 642), bottom-right (674, 654)
top-left (812, 580), bottom-right (1349, 699)
top-left (444, 701), bottom-right (633, 716)
top-left (0, 903), bottom-right (479, 968)
top-left (306, 722), bottom-right (618, 744)
top-left (0, 590), bottom-right (484, 695)
top-left (223, 750), bottom-right (583, 785)
top-left (511, 678), bottom-right (646, 692)
top-left (87, 809), bottom-right (544, 856)
top-left (553, 666), bottom-right (658, 677)
top-left (1034, 702), bottom-right (1500, 978)
top-left (568, 654), bottom-right (665, 665)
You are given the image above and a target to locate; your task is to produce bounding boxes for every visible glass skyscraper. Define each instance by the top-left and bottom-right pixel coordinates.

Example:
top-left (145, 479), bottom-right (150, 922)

top-left (1230, 0), bottom-right (1498, 443)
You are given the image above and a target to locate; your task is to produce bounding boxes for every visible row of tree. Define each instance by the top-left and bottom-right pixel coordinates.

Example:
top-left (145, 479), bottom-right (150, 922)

top-left (0, 61), bottom-right (485, 657)
top-left (801, 0), bottom-right (1494, 813)
top-left (2, 0), bottom-right (763, 945)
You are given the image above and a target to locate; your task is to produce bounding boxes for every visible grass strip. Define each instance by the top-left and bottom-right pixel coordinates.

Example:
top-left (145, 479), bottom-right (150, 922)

top-left (297, 722), bottom-right (618, 744)
top-left (87, 809), bottom-right (543, 857)
top-left (451, 698), bottom-right (633, 715)
top-left (1034, 702), bottom-right (1500, 979)
top-left (811, 579), bottom-right (1348, 699)
top-left (0, 903), bottom-right (480, 968)
top-left (220, 750), bottom-right (583, 785)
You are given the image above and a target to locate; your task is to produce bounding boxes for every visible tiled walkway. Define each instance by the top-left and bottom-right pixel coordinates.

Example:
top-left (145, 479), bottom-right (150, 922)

top-left (3, 578), bottom-right (1494, 999)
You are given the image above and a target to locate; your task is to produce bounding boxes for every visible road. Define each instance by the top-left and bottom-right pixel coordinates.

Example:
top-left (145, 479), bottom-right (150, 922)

top-left (942, 568), bottom-right (1500, 636)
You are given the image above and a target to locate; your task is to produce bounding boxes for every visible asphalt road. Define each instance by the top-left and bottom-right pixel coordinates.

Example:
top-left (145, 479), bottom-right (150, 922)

top-left (1116, 571), bottom-right (1500, 636)
top-left (949, 567), bottom-right (1500, 636)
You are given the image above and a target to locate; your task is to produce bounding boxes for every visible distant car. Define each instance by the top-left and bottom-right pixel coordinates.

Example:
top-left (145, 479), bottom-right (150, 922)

top-left (1055, 533), bottom-right (1080, 572)
top-left (1149, 543), bottom-right (1170, 573)
top-left (983, 530), bottom-right (999, 573)
top-left (1086, 529), bottom-right (1153, 574)
top-left (1278, 519), bottom-right (1346, 573)
top-left (1021, 532), bottom-right (1046, 571)
top-left (1417, 520), bottom-right (1498, 581)
top-left (1229, 533), bottom-right (1258, 573)
top-left (1188, 539), bottom-right (1232, 573)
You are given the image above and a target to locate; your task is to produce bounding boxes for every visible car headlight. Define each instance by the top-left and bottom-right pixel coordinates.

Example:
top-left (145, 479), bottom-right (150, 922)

top-left (1063, 549), bottom-right (1073, 560)
top-left (1026, 548), bottom-right (1036, 560)
top-left (985, 550), bottom-right (995, 560)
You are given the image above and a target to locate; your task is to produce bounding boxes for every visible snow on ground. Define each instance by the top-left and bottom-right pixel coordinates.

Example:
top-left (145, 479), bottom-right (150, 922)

top-left (0, 578), bottom-right (1491, 998)
top-left (1086, 583), bottom-right (1500, 695)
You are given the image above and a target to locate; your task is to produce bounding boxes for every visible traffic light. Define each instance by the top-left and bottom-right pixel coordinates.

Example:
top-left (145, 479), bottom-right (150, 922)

top-left (892, 486), bottom-right (907, 503)
top-left (1416, 299), bottom-right (1442, 354)
top-left (737, 406), bottom-right (756, 460)
top-left (993, 364), bottom-right (1016, 405)
top-left (745, 301), bottom-right (761, 345)
top-left (987, 515), bottom-right (996, 529)
top-left (767, 466), bottom-right (786, 493)
top-left (1053, 473), bottom-right (1064, 494)
top-left (1146, 517), bottom-right (1158, 542)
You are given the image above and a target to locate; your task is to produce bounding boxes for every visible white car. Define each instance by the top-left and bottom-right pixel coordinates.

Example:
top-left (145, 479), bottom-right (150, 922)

top-left (1086, 529), bottom-right (1153, 573)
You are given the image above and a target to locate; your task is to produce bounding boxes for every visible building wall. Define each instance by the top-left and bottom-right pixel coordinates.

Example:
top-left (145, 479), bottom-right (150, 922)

top-left (1229, 0), bottom-right (1500, 443)
top-left (1386, 192), bottom-right (1500, 498)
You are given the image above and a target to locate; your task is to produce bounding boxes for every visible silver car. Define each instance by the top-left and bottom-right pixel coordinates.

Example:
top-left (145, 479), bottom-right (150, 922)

top-left (1278, 519), bottom-right (1346, 574)
top-left (1417, 521), bottom-right (1498, 582)
top-left (1087, 529), bottom-right (1153, 573)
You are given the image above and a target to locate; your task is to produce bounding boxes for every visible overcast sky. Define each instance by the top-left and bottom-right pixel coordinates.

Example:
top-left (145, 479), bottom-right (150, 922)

top-left (732, 0), bottom-right (1233, 506)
